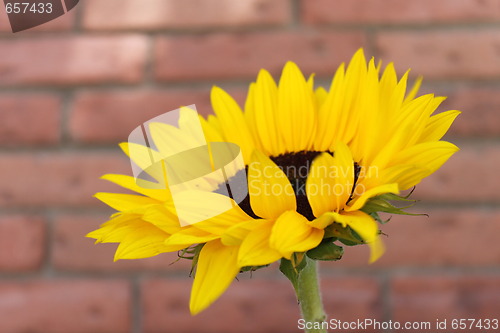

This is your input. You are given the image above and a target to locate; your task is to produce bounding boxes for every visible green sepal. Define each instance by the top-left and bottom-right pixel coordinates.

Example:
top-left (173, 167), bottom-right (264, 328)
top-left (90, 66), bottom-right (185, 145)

top-left (324, 223), bottom-right (363, 246)
top-left (240, 264), bottom-right (270, 273)
top-left (279, 253), bottom-right (307, 293)
top-left (338, 238), bottom-right (361, 246)
top-left (378, 191), bottom-right (415, 202)
top-left (361, 191), bottom-right (427, 219)
top-left (369, 211), bottom-right (384, 224)
top-left (174, 243), bottom-right (205, 276)
top-left (306, 238), bottom-right (344, 261)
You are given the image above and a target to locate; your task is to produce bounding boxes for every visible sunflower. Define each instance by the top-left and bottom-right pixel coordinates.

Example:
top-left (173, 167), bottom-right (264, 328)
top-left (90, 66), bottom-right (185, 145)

top-left (88, 49), bottom-right (459, 315)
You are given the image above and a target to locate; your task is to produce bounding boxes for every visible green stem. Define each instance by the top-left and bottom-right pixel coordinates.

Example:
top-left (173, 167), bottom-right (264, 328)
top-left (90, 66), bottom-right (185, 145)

top-left (297, 257), bottom-right (327, 333)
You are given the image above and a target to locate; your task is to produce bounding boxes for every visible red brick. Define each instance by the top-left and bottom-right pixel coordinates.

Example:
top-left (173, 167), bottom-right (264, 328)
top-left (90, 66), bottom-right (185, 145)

top-left (0, 215), bottom-right (45, 272)
top-left (83, 0), bottom-right (290, 31)
top-left (320, 277), bottom-right (382, 326)
top-left (0, 94), bottom-right (60, 146)
top-left (335, 208), bottom-right (500, 267)
top-left (0, 152), bottom-right (130, 208)
top-left (0, 36), bottom-right (147, 86)
top-left (70, 88), bottom-right (246, 143)
top-left (141, 275), bottom-right (380, 333)
top-left (392, 275), bottom-right (500, 323)
top-left (413, 142), bottom-right (500, 202)
top-left (0, 3), bottom-right (75, 32)
top-left (303, 0), bottom-right (500, 25)
top-left (0, 280), bottom-right (131, 333)
top-left (376, 30), bottom-right (500, 79)
top-left (53, 214), bottom-right (191, 272)
top-left (439, 87), bottom-right (500, 137)
top-left (154, 31), bottom-right (366, 81)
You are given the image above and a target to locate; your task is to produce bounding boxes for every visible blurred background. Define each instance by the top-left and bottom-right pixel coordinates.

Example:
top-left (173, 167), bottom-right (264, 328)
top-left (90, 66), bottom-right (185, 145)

top-left (0, 0), bottom-right (499, 332)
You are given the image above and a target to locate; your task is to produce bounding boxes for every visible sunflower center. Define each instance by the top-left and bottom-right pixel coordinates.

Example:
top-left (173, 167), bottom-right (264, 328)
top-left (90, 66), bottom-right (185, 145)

top-left (269, 151), bottom-right (324, 220)
top-left (227, 151), bottom-right (326, 221)
top-left (215, 151), bottom-right (360, 221)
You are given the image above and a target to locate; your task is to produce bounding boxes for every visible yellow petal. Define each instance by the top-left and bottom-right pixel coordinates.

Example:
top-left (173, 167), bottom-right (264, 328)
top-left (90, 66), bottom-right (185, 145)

top-left (419, 110), bottom-right (461, 142)
top-left (149, 122), bottom-right (203, 158)
top-left (389, 141), bottom-right (459, 172)
top-left (119, 142), bottom-right (166, 183)
top-left (170, 190), bottom-right (237, 227)
top-left (308, 214), bottom-right (334, 229)
top-left (349, 58), bottom-right (381, 165)
top-left (142, 204), bottom-right (182, 234)
top-left (270, 211), bottom-right (324, 259)
top-left (190, 203), bottom-right (253, 236)
top-left (243, 82), bottom-right (265, 153)
top-left (381, 142), bottom-right (459, 190)
top-left (246, 69), bottom-right (284, 155)
top-left (329, 211), bottom-right (385, 263)
top-left (392, 168), bottom-right (429, 191)
top-left (307, 73), bottom-right (315, 90)
top-left (101, 174), bottom-right (170, 202)
top-left (372, 70), bottom-right (411, 156)
top-left (315, 87), bottom-right (328, 107)
top-left (164, 227), bottom-right (219, 252)
top-left (404, 75), bottom-right (423, 104)
top-left (402, 96), bottom-right (447, 149)
top-left (94, 192), bottom-right (160, 212)
top-left (86, 213), bottom-right (140, 243)
top-left (306, 153), bottom-right (339, 216)
top-left (370, 93), bottom-right (434, 169)
top-left (190, 240), bottom-right (240, 315)
top-left (379, 63), bottom-right (397, 106)
top-left (314, 62), bottom-right (345, 151)
top-left (199, 115), bottom-right (224, 143)
top-left (178, 106), bottom-right (207, 145)
top-left (248, 150), bottom-right (296, 219)
top-left (306, 143), bottom-right (354, 217)
top-left (221, 219), bottom-right (261, 246)
top-left (207, 114), bottom-right (222, 134)
top-left (331, 49), bottom-right (366, 146)
top-left (346, 183), bottom-right (399, 212)
top-left (114, 223), bottom-right (171, 261)
top-left (277, 61), bottom-right (317, 152)
top-left (378, 65), bottom-right (410, 136)
top-left (211, 86), bottom-right (255, 162)
top-left (389, 70), bottom-right (410, 118)
top-left (238, 220), bottom-right (282, 267)
top-left (361, 164), bottom-right (428, 191)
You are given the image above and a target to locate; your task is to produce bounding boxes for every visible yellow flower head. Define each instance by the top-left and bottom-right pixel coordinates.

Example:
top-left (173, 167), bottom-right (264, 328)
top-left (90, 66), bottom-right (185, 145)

top-left (88, 49), bottom-right (460, 315)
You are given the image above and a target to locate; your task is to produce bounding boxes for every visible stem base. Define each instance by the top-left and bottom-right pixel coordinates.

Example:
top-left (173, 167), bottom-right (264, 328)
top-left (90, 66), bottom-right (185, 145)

top-left (296, 257), bottom-right (327, 333)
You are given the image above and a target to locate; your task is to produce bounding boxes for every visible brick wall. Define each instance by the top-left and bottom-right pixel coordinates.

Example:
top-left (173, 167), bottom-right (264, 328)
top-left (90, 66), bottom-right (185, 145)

top-left (0, 1), bottom-right (499, 332)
